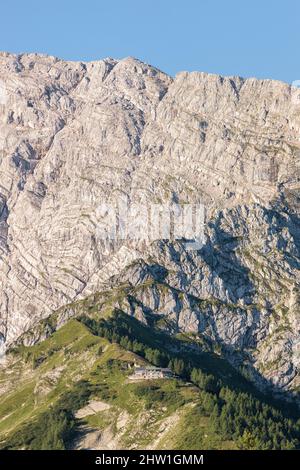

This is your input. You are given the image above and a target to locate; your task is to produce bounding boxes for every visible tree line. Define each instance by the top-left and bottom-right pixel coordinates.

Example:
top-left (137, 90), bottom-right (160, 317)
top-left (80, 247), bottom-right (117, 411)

top-left (1, 380), bottom-right (91, 450)
top-left (80, 311), bottom-right (300, 450)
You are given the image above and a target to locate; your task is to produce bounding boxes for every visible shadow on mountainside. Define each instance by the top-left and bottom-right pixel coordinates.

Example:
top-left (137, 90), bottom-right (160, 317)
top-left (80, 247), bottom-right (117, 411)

top-left (200, 224), bottom-right (255, 305)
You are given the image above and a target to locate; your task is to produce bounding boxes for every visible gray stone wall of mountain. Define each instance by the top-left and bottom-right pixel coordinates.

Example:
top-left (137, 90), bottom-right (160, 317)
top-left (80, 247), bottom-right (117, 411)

top-left (0, 51), bottom-right (300, 394)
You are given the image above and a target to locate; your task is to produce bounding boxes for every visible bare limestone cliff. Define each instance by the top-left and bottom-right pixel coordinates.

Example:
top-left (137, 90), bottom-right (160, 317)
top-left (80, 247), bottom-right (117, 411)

top-left (0, 52), bottom-right (300, 395)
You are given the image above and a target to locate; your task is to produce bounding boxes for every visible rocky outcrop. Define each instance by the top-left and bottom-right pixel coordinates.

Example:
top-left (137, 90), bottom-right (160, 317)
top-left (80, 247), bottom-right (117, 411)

top-left (0, 52), bottom-right (300, 394)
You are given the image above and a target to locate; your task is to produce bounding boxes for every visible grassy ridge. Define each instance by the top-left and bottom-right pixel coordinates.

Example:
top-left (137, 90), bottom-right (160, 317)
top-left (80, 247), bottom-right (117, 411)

top-left (0, 319), bottom-right (236, 450)
top-left (0, 309), bottom-right (299, 450)
top-left (79, 310), bottom-right (300, 450)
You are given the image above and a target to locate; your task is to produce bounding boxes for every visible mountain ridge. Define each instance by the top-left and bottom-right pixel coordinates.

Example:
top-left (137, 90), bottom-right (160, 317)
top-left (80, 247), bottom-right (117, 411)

top-left (2, 50), bottom-right (298, 86)
top-left (0, 51), bottom-right (300, 400)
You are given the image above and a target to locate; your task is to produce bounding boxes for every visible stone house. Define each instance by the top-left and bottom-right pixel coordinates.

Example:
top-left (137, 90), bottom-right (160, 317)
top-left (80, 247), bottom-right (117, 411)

top-left (129, 365), bottom-right (174, 380)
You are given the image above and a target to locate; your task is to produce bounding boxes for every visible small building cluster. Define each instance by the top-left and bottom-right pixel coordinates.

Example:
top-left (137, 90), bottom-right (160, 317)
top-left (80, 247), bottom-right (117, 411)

top-left (129, 365), bottom-right (174, 380)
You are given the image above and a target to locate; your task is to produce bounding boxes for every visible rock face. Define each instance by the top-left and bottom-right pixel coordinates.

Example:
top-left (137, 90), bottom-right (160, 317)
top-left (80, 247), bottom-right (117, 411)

top-left (0, 52), bottom-right (300, 393)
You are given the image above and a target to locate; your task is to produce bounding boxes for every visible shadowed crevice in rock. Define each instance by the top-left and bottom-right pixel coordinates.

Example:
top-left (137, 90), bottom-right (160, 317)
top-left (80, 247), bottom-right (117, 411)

top-left (200, 226), bottom-right (255, 304)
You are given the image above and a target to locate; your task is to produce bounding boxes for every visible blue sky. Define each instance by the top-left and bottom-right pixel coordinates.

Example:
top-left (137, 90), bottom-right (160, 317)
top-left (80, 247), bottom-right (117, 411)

top-left (1, 0), bottom-right (299, 83)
